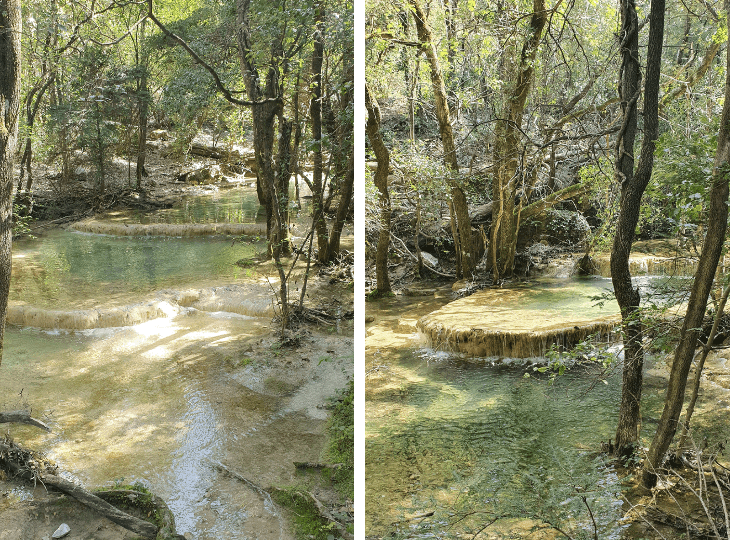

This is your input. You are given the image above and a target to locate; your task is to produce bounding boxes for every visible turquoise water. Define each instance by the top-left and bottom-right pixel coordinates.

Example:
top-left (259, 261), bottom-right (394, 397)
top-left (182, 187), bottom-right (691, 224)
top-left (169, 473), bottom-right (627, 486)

top-left (12, 230), bottom-right (264, 308)
top-left (365, 278), bottom-right (728, 539)
top-left (366, 347), bottom-right (627, 537)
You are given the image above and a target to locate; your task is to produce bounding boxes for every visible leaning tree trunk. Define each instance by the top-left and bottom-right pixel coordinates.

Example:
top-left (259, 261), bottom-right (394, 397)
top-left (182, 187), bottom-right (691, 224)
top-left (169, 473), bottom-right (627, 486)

top-left (0, 0), bottom-right (21, 366)
top-left (489, 0), bottom-right (548, 281)
top-left (642, 0), bottom-right (730, 487)
top-left (408, 0), bottom-right (475, 278)
top-left (611, 0), bottom-right (665, 458)
top-left (366, 85), bottom-right (392, 294)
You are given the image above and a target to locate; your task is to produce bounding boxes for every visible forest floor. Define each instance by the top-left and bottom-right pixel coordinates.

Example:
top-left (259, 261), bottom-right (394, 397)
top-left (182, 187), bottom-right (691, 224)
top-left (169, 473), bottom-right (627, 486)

top-left (1, 140), bottom-right (354, 539)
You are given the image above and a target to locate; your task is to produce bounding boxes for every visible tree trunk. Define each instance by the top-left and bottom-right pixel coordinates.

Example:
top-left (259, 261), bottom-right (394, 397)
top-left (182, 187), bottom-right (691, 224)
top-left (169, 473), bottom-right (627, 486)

top-left (489, 0), bottom-right (548, 281)
top-left (611, 0), bottom-right (665, 457)
top-left (136, 17), bottom-right (149, 191)
top-left (0, 0), bottom-right (22, 366)
top-left (408, 0), bottom-right (475, 278)
top-left (275, 115), bottom-right (292, 255)
top-left (235, 0), bottom-right (285, 259)
top-left (366, 85), bottom-right (392, 294)
top-left (643, 0), bottom-right (730, 486)
top-left (310, 0), bottom-right (329, 264)
top-left (324, 36), bottom-right (354, 263)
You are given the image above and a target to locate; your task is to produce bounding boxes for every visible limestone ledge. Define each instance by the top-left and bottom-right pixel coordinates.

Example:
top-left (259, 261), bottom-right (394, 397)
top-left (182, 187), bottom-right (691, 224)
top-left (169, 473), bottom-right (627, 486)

top-left (417, 316), bottom-right (620, 359)
top-left (7, 286), bottom-right (273, 330)
top-left (69, 219), bottom-right (268, 238)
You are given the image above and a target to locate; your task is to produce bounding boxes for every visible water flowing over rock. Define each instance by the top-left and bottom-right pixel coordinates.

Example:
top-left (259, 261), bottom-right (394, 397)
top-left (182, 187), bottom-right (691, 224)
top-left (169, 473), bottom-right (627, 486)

top-left (594, 252), bottom-right (700, 277)
top-left (69, 219), bottom-right (268, 237)
top-left (417, 280), bottom-right (620, 358)
top-left (7, 285), bottom-right (274, 330)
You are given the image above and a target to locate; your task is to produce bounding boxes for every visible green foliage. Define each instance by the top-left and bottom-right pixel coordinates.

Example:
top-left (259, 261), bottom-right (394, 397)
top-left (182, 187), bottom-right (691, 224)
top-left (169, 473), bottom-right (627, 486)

top-left (526, 334), bottom-right (619, 385)
top-left (324, 380), bottom-right (354, 497)
top-left (645, 120), bottom-right (719, 238)
top-left (12, 204), bottom-right (34, 238)
top-left (579, 157), bottom-right (618, 254)
top-left (271, 487), bottom-right (341, 540)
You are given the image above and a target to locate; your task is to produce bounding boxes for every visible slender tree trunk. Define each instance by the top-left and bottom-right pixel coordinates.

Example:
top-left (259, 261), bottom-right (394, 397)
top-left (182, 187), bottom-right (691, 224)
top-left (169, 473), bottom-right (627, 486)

top-left (366, 85), bottom-right (391, 294)
top-left (489, 0), bottom-right (549, 280)
top-left (643, 0), bottom-right (730, 486)
top-left (275, 115), bottom-right (292, 255)
top-left (0, 0), bottom-right (21, 365)
top-left (408, 0), bottom-right (475, 278)
top-left (310, 1), bottom-right (329, 263)
top-left (136, 17), bottom-right (149, 191)
top-left (290, 75), bottom-right (302, 208)
top-left (611, 0), bottom-right (665, 457)
top-left (324, 37), bottom-right (354, 263)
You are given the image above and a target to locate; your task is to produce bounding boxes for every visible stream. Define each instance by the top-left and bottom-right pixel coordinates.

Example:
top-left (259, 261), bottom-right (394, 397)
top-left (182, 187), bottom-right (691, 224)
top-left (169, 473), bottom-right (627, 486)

top-left (0, 185), bottom-right (352, 539)
top-left (365, 277), bottom-right (730, 539)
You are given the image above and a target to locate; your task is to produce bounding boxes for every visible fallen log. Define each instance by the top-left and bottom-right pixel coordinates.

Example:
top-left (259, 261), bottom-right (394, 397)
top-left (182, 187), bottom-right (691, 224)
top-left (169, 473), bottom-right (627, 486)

top-left (0, 410), bottom-right (51, 431)
top-left (294, 461), bottom-right (344, 471)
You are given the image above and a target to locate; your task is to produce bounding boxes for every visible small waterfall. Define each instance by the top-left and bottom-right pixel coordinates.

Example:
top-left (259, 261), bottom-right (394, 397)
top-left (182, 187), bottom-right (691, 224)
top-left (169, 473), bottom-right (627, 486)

top-left (70, 219), bottom-right (268, 237)
top-left (7, 285), bottom-right (274, 330)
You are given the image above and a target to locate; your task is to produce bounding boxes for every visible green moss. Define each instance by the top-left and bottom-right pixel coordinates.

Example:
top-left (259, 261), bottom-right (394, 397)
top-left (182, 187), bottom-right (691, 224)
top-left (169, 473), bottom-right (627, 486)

top-left (366, 289), bottom-right (394, 301)
top-left (271, 487), bottom-right (339, 540)
top-left (95, 482), bottom-right (164, 528)
top-left (324, 380), bottom-right (354, 497)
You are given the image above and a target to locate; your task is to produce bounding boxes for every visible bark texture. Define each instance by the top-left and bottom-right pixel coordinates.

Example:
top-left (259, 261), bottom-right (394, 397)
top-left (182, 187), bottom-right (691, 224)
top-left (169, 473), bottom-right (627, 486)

top-left (365, 85), bottom-right (392, 294)
top-left (408, 0), bottom-right (475, 278)
top-left (235, 0), bottom-right (289, 258)
top-left (489, 0), bottom-right (548, 280)
top-left (611, 0), bottom-right (665, 457)
top-left (0, 0), bottom-right (21, 366)
top-left (642, 1), bottom-right (730, 485)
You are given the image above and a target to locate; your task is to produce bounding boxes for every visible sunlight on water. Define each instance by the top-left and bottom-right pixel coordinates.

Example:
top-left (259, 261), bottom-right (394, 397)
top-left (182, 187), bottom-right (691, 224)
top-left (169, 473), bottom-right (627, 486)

top-left (365, 278), bottom-right (700, 539)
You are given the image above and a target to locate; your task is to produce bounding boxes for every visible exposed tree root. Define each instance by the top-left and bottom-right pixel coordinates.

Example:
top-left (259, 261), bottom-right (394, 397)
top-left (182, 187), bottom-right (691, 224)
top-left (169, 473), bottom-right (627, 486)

top-left (0, 438), bottom-right (159, 539)
top-left (96, 489), bottom-right (184, 540)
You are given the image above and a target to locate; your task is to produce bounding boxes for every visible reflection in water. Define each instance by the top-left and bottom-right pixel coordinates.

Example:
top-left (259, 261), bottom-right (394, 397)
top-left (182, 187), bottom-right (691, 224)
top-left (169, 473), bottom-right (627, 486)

top-left (12, 231), bottom-right (263, 309)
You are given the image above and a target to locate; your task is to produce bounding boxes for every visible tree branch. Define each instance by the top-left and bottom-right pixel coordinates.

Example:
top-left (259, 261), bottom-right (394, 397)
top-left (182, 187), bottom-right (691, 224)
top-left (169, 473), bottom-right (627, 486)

top-left (146, 0), bottom-right (282, 108)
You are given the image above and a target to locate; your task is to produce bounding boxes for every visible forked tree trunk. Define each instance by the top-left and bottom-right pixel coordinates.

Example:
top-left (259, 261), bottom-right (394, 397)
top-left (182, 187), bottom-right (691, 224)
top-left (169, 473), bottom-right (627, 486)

top-left (642, 0), bottom-right (730, 486)
top-left (408, 0), bottom-right (475, 278)
top-left (489, 0), bottom-right (548, 281)
top-left (235, 0), bottom-right (289, 259)
top-left (0, 0), bottom-right (21, 365)
top-left (365, 85), bottom-right (392, 294)
top-left (611, 0), bottom-right (665, 457)
top-left (324, 43), bottom-right (354, 263)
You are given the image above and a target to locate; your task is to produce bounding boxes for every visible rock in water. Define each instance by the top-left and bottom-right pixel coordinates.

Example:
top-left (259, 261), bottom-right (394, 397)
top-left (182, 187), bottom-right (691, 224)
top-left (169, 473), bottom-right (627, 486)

top-left (52, 523), bottom-right (71, 538)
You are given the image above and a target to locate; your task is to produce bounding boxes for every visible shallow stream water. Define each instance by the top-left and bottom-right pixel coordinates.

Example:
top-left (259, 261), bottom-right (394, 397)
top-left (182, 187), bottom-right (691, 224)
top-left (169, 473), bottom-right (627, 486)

top-left (365, 279), bottom-right (729, 539)
top-left (1, 186), bottom-right (350, 539)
